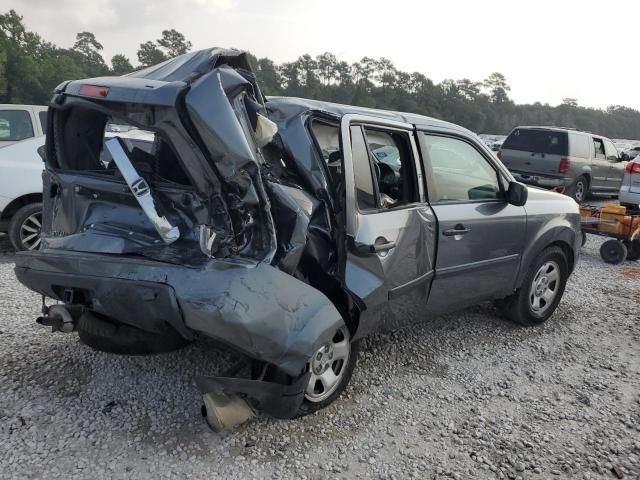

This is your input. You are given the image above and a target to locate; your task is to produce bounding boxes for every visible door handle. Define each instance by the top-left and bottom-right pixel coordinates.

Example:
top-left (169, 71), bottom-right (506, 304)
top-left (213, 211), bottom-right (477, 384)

top-left (353, 237), bottom-right (396, 254)
top-left (443, 225), bottom-right (471, 236)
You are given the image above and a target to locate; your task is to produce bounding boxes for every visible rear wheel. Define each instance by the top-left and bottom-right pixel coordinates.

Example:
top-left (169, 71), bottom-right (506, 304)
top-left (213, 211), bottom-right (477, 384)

top-left (297, 322), bottom-right (359, 415)
top-left (600, 240), bottom-right (627, 265)
top-left (567, 176), bottom-right (589, 203)
top-left (8, 203), bottom-right (43, 251)
top-left (499, 246), bottom-right (569, 326)
top-left (77, 311), bottom-right (190, 355)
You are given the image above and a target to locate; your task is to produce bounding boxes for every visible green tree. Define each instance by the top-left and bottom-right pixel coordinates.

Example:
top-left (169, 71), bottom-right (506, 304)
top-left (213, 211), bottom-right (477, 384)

top-left (72, 31), bottom-right (108, 76)
top-left (111, 54), bottom-right (134, 75)
top-left (483, 72), bottom-right (511, 103)
top-left (137, 41), bottom-right (167, 68)
top-left (157, 29), bottom-right (192, 57)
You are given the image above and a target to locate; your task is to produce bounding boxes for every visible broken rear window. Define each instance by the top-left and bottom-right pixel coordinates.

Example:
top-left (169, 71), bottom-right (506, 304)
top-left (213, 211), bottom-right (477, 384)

top-left (50, 106), bottom-right (191, 186)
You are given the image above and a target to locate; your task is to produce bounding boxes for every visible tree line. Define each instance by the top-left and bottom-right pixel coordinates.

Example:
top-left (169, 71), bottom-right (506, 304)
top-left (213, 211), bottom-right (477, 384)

top-left (2, 9), bottom-right (639, 139)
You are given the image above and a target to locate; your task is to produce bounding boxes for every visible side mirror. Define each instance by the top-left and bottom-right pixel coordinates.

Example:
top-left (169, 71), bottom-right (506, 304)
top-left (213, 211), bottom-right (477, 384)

top-left (507, 181), bottom-right (528, 206)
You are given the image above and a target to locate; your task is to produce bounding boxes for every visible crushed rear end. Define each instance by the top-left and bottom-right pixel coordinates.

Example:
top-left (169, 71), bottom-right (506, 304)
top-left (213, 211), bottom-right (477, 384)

top-left (13, 48), bottom-right (347, 418)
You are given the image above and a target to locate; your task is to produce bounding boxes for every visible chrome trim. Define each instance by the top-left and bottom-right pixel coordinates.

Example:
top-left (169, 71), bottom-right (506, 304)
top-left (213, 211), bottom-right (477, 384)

top-left (388, 270), bottom-right (434, 300)
top-left (436, 253), bottom-right (520, 278)
top-left (105, 137), bottom-right (180, 245)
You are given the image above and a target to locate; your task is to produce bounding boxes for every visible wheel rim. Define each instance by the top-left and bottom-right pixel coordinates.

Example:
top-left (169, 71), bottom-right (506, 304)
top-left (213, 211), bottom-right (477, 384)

top-left (20, 211), bottom-right (42, 250)
top-left (574, 182), bottom-right (585, 202)
top-left (305, 326), bottom-right (350, 403)
top-left (529, 261), bottom-right (560, 316)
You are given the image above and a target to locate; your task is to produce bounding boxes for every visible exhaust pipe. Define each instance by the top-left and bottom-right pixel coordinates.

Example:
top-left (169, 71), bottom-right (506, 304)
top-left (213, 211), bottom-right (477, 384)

top-left (37, 304), bottom-right (77, 333)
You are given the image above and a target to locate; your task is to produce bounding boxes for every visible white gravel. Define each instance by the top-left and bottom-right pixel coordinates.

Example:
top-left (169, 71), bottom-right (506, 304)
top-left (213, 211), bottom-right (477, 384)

top-left (0, 232), bottom-right (639, 479)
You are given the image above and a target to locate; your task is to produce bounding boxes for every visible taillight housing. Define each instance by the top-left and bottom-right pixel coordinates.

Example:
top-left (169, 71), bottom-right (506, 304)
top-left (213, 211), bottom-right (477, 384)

top-left (79, 85), bottom-right (109, 98)
top-left (558, 158), bottom-right (570, 174)
top-left (497, 150), bottom-right (502, 161)
top-left (625, 162), bottom-right (640, 174)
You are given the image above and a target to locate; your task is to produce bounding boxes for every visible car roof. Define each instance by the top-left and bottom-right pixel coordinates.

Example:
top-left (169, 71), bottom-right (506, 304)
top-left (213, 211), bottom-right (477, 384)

top-left (512, 125), bottom-right (613, 140)
top-left (0, 104), bottom-right (47, 110)
top-left (266, 96), bottom-right (470, 135)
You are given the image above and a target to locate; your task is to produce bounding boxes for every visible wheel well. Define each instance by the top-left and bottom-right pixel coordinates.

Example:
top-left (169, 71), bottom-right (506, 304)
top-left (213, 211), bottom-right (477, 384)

top-left (0, 193), bottom-right (42, 221)
top-left (549, 240), bottom-right (575, 274)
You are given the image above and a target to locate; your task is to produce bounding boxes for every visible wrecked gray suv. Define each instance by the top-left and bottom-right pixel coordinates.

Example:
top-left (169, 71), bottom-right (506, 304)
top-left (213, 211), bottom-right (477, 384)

top-left (14, 48), bottom-right (581, 425)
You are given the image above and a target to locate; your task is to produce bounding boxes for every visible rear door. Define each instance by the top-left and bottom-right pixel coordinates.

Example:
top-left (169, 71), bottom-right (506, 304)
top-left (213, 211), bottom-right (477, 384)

top-left (418, 130), bottom-right (526, 313)
top-left (340, 114), bottom-right (436, 337)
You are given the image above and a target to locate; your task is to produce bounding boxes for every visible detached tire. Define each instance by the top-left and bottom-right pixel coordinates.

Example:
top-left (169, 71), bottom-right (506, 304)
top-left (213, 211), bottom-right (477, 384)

top-left (8, 203), bottom-right (43, 251)
top-left (77, 311), bottom-right (190, 355)
top-left (600, 240), bottom-right (627, 265)
top-left (499, 246), bottom-right (569, 326)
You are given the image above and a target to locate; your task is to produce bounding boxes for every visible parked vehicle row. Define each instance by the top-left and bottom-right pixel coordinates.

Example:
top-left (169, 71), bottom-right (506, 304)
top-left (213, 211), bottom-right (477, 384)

top-left (11, 48), bottom-right (581, 427)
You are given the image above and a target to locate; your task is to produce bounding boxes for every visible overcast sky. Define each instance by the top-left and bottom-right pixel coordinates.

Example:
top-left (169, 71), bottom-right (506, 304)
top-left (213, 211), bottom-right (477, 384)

top-left (7, 0), bottom-right (639, 110)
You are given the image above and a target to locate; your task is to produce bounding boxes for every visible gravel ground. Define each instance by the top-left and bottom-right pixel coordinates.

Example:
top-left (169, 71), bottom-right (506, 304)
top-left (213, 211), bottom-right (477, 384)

top-left (0, 232), bottom-right (639, 480)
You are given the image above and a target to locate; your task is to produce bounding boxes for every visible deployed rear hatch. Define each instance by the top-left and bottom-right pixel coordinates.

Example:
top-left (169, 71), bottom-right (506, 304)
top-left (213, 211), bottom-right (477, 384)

top-left (41, 48), bottom-right (278, 265)
top-left (500, 128), bottom-right (569, 177)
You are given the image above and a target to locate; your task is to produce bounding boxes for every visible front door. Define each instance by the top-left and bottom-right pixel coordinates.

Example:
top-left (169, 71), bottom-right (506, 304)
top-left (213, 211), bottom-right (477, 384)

top-left (417, 131), bottom-right (527, 313)
top-left (341, 115), bottom-right (436, 338)
top-left (591, 137), bottom-right (611, 190)
top-left (603, 138), bottom-right (626, 190)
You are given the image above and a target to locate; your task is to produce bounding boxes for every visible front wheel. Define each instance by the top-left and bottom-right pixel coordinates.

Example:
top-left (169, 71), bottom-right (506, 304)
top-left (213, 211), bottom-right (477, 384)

top-left (499, 246), bottom-right (569, 326)
top-left (297, 322), bottom-right (359, 416)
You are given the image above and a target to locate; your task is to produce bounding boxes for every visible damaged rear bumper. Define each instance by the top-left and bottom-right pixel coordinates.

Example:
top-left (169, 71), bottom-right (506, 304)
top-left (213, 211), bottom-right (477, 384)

top-left (14, 250), bottom-right (344, 415)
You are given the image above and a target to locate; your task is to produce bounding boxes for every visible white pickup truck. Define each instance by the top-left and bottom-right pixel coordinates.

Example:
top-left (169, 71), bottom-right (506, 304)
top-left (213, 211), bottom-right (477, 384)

top-left (0, 104), bottom-right (48, 147)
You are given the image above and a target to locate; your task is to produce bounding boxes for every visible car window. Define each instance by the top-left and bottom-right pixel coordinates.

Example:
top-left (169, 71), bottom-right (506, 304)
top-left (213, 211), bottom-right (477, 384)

top-left (422, 134), bottom-right (502, 202)
top-left (0, 110), bottom-right (34, 141)
top-left (568, 133), bottom-right (590, 158)
top-left (310, 121), bottom-right (340, 161)
top-left (362, 127), bottom-right (418, 209)
top-left (603, 139), bottom-right (619, 161)
top-left (38, 111), bottom-right (47, 132)
top-left (502, 128), bottom-right (568, 155)
top-left (593, 138), bottom-right (606, 160)
top-left (350, 126), bottom-right (377, 210)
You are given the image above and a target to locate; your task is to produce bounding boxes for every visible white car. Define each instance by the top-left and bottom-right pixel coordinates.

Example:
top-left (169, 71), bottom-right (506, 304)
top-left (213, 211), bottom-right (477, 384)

top-left (0, 104), bottom-right (47, 147)
top-left (0, 136), bottom-right (46, 250)
top-left (0, 130), bottom-right (153, 251)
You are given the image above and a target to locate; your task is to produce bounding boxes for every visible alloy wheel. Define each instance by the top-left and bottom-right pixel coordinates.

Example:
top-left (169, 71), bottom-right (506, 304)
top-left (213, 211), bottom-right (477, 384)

top-left (574, 181), bottom-right (585, 202)
top-left (305, 326), bottom-right (351, 403)
top-left (20, 211), bottom-right (42, 250)
top-left (529, 261), bottom-right (560, 316)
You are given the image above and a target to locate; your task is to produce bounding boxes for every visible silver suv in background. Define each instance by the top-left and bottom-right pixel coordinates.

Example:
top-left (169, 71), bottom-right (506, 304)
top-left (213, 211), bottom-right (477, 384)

top-left (499, 127), bottom-right (627, 202)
